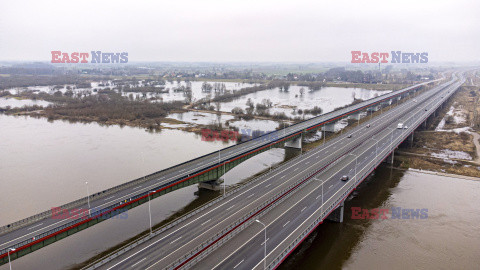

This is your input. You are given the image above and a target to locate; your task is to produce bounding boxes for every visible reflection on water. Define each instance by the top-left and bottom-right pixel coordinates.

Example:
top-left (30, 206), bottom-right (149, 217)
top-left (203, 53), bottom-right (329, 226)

top-left (0, 114), bottom-right (291, 270)
top-left (279, 166), bottom-right (480, 270)
top-left (0, 114), bottom-right (234, 226)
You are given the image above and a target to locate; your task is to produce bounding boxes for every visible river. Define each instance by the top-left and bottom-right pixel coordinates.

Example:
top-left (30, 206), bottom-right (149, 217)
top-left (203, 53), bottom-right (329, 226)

top-left (1, 85), bottom-right (478, 269)
top-left (278, 166), bottom-right (480, 270)
top-left (0, 114), bottom-right (288, 270)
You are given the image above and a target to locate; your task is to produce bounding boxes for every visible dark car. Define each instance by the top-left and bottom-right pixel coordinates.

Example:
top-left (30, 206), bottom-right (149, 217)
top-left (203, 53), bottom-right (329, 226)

top-left (347, 134), bottom-right (352, 138)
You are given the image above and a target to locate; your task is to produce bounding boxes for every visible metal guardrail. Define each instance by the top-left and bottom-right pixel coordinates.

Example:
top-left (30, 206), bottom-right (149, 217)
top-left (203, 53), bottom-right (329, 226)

top-left (267, 77), bottom-right (464, 270)
top-left (80, 79), bottom-right (450, 269)
top-left (0, 80), bottom-right (435, 237)
top-left (81, 148), bottom-right (314, 269)
top-left (0, 79), bottom-right (447, 261)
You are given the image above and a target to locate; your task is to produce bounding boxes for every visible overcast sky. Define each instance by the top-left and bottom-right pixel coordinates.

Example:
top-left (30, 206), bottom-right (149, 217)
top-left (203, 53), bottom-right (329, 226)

top-left (0, 0), bottom-right (478, 63)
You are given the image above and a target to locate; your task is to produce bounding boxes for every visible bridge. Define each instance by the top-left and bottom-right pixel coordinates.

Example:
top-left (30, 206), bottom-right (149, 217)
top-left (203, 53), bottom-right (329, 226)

top-left (0, 75), bottom-right (457, 266)
top-left (79, 73), bottom-right (463, 269)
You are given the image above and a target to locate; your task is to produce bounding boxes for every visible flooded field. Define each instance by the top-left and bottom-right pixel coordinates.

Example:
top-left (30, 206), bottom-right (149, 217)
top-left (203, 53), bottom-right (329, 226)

top-left (218, 86), bottom-right (390, 118)
top-left (4, 80), bottom-right (256, 104)
top-left (0, 97), bottom-right (51, 108)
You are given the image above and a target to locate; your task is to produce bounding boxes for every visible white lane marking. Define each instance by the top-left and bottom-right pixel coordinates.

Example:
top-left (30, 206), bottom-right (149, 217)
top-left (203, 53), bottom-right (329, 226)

top-left (305, 162), bottom-right (310, 165)
top-left (283, 221), bottom-right (290, 227)
top-left (233, 259), bottom-right (244, 269)
top-left (201, 219), bottom-right (211, 226)
top-left (329, 185), bottom-right (333, 189)
top-left (104, 196), bottom-right (116, 201)
top-left (325, 151), bottom-right (329, 153)
top-left (265, 184), bottom-right (272, 188)
top-left (247, 194), bottom-right (255, 199)
top-left (261, 238), bottom-right (269, 246)
top-left (27, 223), bottom-right (44, 231)
top-left (280, 175), bottom-right (286, 179)
top-left (316, 195), bottom-right (321, 200)
top-left (0, 97), bottom-right (438, 254)
top-left (226, 205), bottom-right (235, 211)
top-left (72, 85), bottom-right (446, 270)
top-left (133, 186), bottom-right (142, 190)
top-left (293, 168), bottom-right (299, 172)
top-left (212, 176), bottom-right (329, 270)
top-left (131, 258), bottom-right (147, 268)
top-left (170, 236), bottom-right (182, 244)
top-left (301, 207), bottom-right (307, 212)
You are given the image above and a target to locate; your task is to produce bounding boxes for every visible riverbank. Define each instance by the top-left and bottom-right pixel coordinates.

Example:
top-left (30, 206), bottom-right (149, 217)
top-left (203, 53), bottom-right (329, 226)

top-left (394, 75), bottom-right (480, 178)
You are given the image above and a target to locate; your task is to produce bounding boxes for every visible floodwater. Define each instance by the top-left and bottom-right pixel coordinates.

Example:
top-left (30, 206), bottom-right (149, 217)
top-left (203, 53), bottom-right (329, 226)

top-left (0, 114), bottom-right (288, 270)
top-left (0, 97), bottom-right (51, 108)
top-left (4, 80), bottom-right (256, 104)
top-left (166, 111), bottom-right (235, 126)
top-left (219, 86), bottom-right (390, 118)
top-left (279, 167), bottom-right (480, 270)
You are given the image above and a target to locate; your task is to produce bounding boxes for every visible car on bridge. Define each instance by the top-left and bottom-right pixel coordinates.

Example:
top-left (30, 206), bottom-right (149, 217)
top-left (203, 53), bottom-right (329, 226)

top-left (341, 175), bottom-right (349, 181)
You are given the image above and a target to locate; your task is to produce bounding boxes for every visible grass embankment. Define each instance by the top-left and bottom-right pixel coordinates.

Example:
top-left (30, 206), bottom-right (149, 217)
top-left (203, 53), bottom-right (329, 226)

top-left (395, 74), bottom-right (480, 177)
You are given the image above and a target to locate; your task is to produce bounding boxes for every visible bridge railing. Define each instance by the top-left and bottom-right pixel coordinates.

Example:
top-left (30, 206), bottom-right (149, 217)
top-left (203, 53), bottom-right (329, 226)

top-left (0, 80), bottom-right (440, 237)
top-left (82, 78), bottom-right (458, 269)
top-left (267, 79), bottom-right (463, 269)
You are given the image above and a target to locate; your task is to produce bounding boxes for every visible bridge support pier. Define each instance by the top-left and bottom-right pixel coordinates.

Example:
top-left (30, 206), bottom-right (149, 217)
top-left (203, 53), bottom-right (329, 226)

top-left (198, 179), bottom-right (222, 191)
top-left (321, 123), bottom-right (336, 133)
top-left (326, 201), bottom-right (344, 223)
top-left (348, 113), bottom-right (362, 121)
top-left (409, 132), bottom-right (414, 147)
top-left (285, 134), bottom-right (302, 149)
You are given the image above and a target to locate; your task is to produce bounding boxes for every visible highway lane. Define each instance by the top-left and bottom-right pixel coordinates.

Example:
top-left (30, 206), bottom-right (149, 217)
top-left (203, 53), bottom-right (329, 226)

top-left (89, 77), bottom-right (457, 269)
top-left (180, 76), bottom-right (463, 269)
top-left (0, 80), bottom-right (436, 256)
top-left (197, 74), bottom-right (464, 270)
top-left (93, 99), bottom-right (412, 269)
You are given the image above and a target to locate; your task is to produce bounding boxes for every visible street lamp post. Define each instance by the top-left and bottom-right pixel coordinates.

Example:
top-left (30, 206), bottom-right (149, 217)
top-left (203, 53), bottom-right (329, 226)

top-left (255, 220), bottom-right (267, 270)
top-left (372, 138), bottom-right (380, 157)
top-left (223, 161), bottom-right (226, 196)
top-left (323, 127), bottom-right (326, 145)
top-left (313, 176), bottom-right (324, 215)
top-left (85, 181), bottom-right (90, 215)
top-left (348, 153), bottom-right (358, 181)
top-left (148, 191), bottom-right (154, 234)
top-left (8, 248), bottom-right (15, 270)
